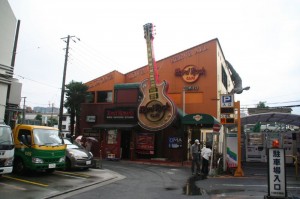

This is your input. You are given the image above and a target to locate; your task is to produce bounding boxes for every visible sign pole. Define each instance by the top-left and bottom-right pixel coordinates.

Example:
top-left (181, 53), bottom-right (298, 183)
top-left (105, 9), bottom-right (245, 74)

top-left (234, 101), bottom-right (244, 177)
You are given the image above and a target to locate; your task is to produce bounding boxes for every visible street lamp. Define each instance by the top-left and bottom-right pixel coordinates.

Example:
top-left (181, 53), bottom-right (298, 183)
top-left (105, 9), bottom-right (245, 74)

top-left (232, 86), bottom-right (250, 94)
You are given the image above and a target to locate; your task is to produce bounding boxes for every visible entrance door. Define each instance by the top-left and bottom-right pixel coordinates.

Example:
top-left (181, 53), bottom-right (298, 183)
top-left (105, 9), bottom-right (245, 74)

top-left (121, 131), bottom-right (131, 159)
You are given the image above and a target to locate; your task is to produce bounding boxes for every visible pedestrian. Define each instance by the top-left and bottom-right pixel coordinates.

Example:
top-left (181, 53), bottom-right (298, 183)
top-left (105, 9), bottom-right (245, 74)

top-left (201, 144), bottom-right (212, 176)
top-left (190, 139), bottom-right (200, 175)
top-left (85, 139), bottom-right (92, 152)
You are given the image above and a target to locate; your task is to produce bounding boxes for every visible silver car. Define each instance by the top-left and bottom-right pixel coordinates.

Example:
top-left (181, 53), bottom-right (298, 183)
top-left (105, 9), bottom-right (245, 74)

top-left (64, 138), bottom-right (94, 170)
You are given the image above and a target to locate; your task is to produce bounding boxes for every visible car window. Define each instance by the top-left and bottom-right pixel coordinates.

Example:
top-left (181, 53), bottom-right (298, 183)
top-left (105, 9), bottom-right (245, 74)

top-left (66, 143), bottom-right (80, 149)
top-left (64, 139), bottom-right (82, 149)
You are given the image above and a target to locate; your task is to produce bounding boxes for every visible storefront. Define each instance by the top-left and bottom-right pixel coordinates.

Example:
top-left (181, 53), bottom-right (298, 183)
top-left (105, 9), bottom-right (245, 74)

top-left (79, 38), bottom-right (237, 162)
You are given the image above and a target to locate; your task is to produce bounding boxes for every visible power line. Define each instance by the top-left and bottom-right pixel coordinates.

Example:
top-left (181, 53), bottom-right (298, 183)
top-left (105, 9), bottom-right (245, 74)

top-left (242, 100), bottom-right (300, 107)
top-left (14, 73), bottom-right (60, 89)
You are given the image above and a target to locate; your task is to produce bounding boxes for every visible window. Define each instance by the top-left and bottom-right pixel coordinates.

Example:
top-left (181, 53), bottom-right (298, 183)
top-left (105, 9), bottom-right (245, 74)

top-left (18, 129), bottom-right (32, 145)
top-left (86, 92), bottom-right (95, 103)
top-left (221, 65), bottom-right (228, 90)
top-left (97, 91), bottom-right (112, 103)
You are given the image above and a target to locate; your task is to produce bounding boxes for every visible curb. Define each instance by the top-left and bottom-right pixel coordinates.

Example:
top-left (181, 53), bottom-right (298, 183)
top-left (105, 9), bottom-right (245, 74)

top-left (42, 169), bottom-right (125, 199)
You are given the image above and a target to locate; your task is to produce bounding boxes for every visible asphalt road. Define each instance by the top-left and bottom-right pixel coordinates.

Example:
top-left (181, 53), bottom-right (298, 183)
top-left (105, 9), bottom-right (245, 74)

top-left (63, 161), bottom-right (193, 199)
top-left (61, 161), bottom-right (300, 199)
top-left (1, 161), bottom-right (299, 199)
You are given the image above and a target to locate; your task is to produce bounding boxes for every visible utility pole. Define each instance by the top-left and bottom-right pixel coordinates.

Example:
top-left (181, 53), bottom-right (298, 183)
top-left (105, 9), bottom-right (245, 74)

top-left (58, 35), bottom-right (78, 132)
top-left (21, 97), bottom-right (26, 124)
top-left (234, 101), bottom-right (244, 177)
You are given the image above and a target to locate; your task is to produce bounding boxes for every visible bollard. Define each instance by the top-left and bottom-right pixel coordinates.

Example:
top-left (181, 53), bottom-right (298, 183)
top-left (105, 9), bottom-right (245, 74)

top-left (294, 155), bottom-right (298, 178)
top-left (99, 150), bottom-right (102, 169)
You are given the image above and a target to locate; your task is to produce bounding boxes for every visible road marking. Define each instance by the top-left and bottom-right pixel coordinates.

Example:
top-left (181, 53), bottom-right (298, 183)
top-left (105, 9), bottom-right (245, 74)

top-left (54, 171), bottom-right (91, 178)
top-left (0, 182), bottom-right (27, 190)
top-left (221, 184), bottom-right (300, 189)
top-left (221, 183), bottom-right (267, 187)
top-left (3, 176), bottom-right (48, 187)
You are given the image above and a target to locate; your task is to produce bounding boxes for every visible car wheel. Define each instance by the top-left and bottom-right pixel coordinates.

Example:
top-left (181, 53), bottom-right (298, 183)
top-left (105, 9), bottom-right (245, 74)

top-left (13, 158), bottom-right (26, 175)
top-left (65, 158), bottom-right (72, 171)
top-left (45, 169), bottom-right (55, 174)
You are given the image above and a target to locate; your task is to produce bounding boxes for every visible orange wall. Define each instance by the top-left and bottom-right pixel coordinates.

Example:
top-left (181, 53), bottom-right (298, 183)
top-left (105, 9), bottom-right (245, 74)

top-left (86, 39), bottom-right (221, 117)
top-left (125, 39), bottom-right (219, 117)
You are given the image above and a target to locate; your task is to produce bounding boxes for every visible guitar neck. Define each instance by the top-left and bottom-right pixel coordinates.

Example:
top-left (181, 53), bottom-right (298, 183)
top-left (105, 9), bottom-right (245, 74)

top-left (146, 39), bottom-right (159, 100)
top-left (146, 39), bottom-right (158, 86)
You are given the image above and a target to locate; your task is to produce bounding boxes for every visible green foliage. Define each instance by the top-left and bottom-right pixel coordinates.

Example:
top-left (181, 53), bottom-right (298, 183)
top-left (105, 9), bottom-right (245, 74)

top-left (35, 114), bottom-right (42, 121)
top-left (64, 80), bottom-right (89, 136)
top-left (47, 117), bottom-right (58, 126)
top-left (256, 101), bottom-right (268, 108)
top-left (252, 122), bottom-right (261, 132)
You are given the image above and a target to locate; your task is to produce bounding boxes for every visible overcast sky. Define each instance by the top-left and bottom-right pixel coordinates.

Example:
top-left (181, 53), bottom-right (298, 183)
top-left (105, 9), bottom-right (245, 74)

top-left (7, 0), bottom-right (300, 115)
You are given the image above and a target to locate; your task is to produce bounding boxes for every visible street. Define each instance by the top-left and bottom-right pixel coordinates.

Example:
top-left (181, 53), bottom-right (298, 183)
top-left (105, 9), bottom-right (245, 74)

top-left (0, 160), bottom-right (299, 199)
top-left (54, 161), bottom-right (300, 199)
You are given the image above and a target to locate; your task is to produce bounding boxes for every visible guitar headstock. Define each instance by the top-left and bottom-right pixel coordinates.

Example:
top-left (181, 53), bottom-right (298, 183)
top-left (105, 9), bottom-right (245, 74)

top-left (143, 23), bottom-right (155, 40)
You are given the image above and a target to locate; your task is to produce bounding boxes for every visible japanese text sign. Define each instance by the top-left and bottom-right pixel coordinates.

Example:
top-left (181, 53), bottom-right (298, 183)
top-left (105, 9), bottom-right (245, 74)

top-left (268, 148), bottom-right (287, 198)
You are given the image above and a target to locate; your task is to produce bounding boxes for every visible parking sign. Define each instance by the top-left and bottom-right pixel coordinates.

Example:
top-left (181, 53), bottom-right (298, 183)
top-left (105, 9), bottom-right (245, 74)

top-left (221, 94), bottom-right (234, 107)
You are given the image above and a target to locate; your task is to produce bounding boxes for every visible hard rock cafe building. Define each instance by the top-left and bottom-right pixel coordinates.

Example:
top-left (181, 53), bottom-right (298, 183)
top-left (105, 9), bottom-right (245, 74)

top-left (79, 38), bottom-right (237, 162)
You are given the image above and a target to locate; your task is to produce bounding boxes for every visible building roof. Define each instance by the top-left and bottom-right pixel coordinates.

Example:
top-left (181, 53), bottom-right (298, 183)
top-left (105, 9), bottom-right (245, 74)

top-left (241, 112), bottom-right (300, 127)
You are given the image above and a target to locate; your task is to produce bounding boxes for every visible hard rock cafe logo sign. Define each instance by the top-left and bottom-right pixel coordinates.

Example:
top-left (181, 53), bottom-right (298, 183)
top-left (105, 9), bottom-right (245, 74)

top-left (139, 101), bottom-right (170, 122)
top-left (175, 65), bottom-right (206, 83)
top-left (193, 114), bottom-right (203, 121)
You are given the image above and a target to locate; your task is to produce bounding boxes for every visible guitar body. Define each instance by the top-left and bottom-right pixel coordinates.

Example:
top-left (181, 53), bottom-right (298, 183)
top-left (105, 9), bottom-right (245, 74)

top-left (138, 78), bottom-right (176, 131)
top-left (137, 23), bottom-right (176, 131)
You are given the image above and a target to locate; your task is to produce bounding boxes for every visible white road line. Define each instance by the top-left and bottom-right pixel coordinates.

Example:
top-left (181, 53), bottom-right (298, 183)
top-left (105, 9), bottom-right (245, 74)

top-left (221, 184), bottom-right (300, 189)
top-left (0, 182), bottom-right (27, 190)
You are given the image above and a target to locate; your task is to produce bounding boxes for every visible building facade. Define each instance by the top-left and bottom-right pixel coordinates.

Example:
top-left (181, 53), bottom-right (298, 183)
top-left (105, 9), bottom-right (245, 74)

top-left (79, 38), bottom-right (237, 162)
top-left (0, 0), bottom-right (22, 127)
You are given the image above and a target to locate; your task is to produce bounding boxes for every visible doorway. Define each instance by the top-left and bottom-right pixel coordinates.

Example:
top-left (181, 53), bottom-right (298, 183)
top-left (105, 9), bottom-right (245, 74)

top-left (121, 130), bottom-right (131, 159)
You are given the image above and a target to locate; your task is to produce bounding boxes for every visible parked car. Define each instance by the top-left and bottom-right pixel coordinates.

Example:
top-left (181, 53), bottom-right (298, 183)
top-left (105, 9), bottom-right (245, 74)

top-left (64, 138), bottom-right (94, 170)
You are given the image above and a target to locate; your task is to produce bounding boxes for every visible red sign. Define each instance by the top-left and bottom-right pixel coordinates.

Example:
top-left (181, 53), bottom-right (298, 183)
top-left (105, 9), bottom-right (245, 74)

top-left (213, 124), bottom-right (221, 132)
top-left (175, 65), bottom-right (206, 83)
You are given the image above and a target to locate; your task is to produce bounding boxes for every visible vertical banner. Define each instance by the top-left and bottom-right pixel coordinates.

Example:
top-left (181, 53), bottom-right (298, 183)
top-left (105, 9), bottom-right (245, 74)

top-left (268, 148), bottom-right (287, 198)
top-left (226, 133), bottom-right (238, 168)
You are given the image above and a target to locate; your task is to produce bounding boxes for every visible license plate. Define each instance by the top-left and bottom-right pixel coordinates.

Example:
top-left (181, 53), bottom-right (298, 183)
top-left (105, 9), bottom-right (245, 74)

top-left (49, 163), bottom-right (56, 168)
top-left (86, 160), bottom-right (91, 165)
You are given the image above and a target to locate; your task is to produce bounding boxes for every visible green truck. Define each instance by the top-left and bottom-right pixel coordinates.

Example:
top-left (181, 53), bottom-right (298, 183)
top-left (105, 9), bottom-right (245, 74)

top-left (13, 124), bottom-right (66, 174)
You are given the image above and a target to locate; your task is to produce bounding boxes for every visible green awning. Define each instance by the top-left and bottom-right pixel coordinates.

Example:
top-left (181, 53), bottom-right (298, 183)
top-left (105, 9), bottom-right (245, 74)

top-left (114, 83), bottom-right (140, 89)
top-left (182, 113), bottom-right (220, 125)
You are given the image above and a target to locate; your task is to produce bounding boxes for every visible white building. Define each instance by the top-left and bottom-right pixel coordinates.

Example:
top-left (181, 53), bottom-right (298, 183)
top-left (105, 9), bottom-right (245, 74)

top-left (0, 0), bottom-right (21, 124)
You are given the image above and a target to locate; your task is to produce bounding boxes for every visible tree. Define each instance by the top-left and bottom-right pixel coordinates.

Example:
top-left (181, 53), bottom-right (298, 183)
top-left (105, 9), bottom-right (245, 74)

top-left (48, 117), bottom-right (58, 126)
top-left (256, 101), bottom-right (268, 108)
top-left (64, 81), bottom-right (90, 137)
top-left (35, 114), bottom-right (42, 121)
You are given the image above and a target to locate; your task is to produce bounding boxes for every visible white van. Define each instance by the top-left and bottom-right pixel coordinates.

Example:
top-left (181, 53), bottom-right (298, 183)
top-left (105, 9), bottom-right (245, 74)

top-left (0, 123), bottom-right (14, 175)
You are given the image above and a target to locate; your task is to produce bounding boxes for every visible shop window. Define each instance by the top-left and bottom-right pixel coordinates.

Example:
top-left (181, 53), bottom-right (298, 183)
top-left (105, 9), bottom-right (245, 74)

top-left (86, 92), bottom-right (95, 103)
top-left (107, 130), bottom-right (117, 144)
top-left (62, 125), bottom-right (67, 130)
top-left (97, 91), bottom-right (112, 103)
top-left (222, 65), bottom-right (228, 90)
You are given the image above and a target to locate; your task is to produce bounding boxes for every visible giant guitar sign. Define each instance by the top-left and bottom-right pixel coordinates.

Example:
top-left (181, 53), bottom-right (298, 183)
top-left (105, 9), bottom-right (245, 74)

top-left (137, 23), bottom-right (176, 131)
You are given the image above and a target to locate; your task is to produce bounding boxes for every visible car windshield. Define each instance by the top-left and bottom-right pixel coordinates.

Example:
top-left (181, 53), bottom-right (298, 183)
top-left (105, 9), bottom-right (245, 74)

top-left (0, 126), bottom-right (13, 145)
top-left (33, 128), bottom-right (63, 146)
top-left (64, 139), bottom-right (81, 149)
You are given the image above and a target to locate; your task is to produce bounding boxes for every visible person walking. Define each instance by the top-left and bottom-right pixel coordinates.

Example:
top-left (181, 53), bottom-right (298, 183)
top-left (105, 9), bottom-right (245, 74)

top-left (190, 139), bottom-right (200, 175)
top-left (85, 139), bottom-right (93, 152)
top-left (201, 144), bottom-right (212, 176)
